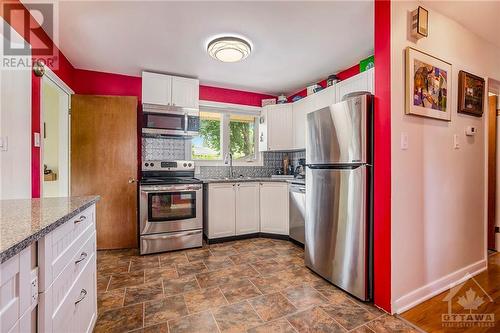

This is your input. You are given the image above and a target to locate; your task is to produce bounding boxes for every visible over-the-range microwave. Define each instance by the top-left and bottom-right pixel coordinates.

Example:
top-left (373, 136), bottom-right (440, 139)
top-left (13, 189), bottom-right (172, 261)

top-left (142, 105), bottom-right (200, 137)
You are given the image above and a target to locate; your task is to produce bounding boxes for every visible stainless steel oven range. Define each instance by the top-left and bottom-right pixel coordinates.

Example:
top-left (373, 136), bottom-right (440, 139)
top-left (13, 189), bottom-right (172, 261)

top-left (139, 160), bottom-right (202, 255)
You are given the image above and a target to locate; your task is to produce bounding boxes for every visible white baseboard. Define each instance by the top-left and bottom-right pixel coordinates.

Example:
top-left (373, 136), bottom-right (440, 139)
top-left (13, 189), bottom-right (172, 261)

top-left (393, 258), bottom-right (487, 314)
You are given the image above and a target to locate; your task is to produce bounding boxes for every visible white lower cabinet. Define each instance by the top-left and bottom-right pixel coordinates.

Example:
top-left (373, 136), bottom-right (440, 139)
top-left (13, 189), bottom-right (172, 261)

top-left (206, 182), bottom-right (289, 239)
top-left (259, 182), bottom-right (289, 235)
top-left (235, 183), bottom-right (260, 235)
top-left (207, 183), bottom-right (236, 238)
top-left (38, 205), bottom-right (97, 333)
top-left (0, 245), bottom-right (36, 333)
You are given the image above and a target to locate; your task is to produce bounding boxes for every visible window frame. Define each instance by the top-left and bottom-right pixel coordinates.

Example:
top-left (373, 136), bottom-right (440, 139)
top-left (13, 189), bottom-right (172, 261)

top-left (190, 101), bottom-right (263, 167)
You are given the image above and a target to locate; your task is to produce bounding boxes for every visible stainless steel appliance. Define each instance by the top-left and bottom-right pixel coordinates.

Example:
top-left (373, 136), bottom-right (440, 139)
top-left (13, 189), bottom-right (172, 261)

top-left (142, 108), bottom-right (200, 137)
top-left (305, 92), bottom-right (373, 301)
top-left (289, 182), bottom-right (306, 245)
top-left (139, 160), bottom-right (203, 254)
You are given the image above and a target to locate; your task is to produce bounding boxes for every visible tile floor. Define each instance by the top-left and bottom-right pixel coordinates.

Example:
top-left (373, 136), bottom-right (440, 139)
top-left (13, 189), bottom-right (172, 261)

top-left (95, 237), bottom-right (419, 333)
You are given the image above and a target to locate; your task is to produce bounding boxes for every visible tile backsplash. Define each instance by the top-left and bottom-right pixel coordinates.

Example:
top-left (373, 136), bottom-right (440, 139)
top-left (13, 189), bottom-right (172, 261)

top-left (142, 137), bottom-right (187, 161)
top-left (141, 137), bottom-right (305, 178)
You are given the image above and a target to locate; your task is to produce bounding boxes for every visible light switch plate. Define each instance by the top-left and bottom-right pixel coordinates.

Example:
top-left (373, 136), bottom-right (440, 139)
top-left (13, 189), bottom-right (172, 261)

top-left (34, 132), bottom-right (41, 147)
top-left (453, 134), bottom-right (460, 149)
top-left (400, 132), bottom-right (408, 150)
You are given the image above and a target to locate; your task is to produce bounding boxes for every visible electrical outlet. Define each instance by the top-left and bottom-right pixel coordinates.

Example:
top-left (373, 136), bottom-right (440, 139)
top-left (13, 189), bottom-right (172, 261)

top-left (30, 268), bottom-right (39, 305)
top-left (34, 132), bottom-right (41, 148)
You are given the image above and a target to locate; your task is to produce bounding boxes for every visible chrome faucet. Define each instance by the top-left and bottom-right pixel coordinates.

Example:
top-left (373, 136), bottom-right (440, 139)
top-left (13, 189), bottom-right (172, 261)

top-left (224, 152), bottom-right (234, 178)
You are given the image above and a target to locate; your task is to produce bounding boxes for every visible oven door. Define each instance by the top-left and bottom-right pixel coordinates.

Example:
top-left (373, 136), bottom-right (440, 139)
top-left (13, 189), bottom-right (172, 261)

top-left (142, 112), bottom-right (187, 136)
top-left (140, 184), bottom-right (202, 234)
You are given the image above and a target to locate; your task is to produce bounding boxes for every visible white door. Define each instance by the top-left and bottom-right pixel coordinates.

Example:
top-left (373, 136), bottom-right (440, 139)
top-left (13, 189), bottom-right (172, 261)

top-left (267, 104), bottom-right (293, 151)
top-left (235, 182), bottom-right (260, 235)
top-left (335, 68), bottom-right (374, 102)
top-left (142, 72), bottom-right (172, 106)
top-left (259, 182), bottom-right (289, 235)
top-left (42, 76), bottom-right (71, 198)
top-left (171, 76), bottom-right (199, 110)
top-left (208, 183), bottom-right (236, 238)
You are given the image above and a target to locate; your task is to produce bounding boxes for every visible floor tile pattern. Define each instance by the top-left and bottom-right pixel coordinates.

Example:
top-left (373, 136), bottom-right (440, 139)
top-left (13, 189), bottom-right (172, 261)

top-left (95, 237), bottom-right (419, 333)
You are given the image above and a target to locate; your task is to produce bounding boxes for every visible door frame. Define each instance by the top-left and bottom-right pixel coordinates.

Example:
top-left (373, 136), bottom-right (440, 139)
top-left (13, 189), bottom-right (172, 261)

top-left (40, 67), bottom-right (74, 197)
top-left (487, 78), bottom-right (500, 252)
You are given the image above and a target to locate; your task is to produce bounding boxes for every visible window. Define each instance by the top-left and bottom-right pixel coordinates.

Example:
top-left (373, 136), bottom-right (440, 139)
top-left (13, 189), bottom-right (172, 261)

top-left (192, 109), bottom-right (259, 164)
top-left (191, 112), bottom-right (222, 160)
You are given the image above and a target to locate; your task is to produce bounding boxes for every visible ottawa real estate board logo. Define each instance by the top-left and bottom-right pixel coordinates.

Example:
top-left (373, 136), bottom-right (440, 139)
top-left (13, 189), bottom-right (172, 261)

top-left (1, 1), bottom-right (58, 70)
top-left (441, 273), bottom-right (495, 328)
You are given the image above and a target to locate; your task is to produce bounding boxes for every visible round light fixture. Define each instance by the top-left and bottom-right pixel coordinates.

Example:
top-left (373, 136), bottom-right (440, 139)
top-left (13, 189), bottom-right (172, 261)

top-left (207, 36), bottom-right (252, 63)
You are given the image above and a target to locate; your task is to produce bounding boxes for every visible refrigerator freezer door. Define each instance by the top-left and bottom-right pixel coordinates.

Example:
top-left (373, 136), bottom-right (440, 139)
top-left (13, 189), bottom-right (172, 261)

top-left (305, 165), bottom-right (370, 300)
top-left (306, 94), bottom-right (372, 165)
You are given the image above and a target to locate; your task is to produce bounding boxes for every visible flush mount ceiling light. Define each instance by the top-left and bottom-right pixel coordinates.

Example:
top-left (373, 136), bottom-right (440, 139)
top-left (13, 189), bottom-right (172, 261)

top-left (207, 36), bottom-right (252, 63)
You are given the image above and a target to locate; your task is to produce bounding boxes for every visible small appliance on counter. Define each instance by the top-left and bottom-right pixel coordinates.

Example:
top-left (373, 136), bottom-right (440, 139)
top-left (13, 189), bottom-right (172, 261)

top-left (139, 160), bottom-right (202, 254)
top-left (294, 158), bottom-right (306, 179)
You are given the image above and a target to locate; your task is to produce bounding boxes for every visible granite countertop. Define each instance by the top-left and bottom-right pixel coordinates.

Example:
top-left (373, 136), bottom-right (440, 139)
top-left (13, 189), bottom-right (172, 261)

top-left (0, 196), bottom-right (100, 264)
top-left (199, 177), bottom-right (305, 185)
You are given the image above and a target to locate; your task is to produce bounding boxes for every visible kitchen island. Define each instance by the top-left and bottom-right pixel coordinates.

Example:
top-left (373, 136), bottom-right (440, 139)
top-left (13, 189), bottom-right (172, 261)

top-left (0, 196), bottom-right (99, 333)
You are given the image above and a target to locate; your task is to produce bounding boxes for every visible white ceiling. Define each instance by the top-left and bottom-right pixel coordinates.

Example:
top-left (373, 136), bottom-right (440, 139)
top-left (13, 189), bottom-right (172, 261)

top-left (53, 1), bottom-right (374, 95)
top-left (422, 1), bottom-right (500, 49)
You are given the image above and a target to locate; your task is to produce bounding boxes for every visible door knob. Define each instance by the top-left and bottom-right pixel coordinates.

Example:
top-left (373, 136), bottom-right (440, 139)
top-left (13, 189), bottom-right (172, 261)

top-left (128, 177), bottom-right (137, 184)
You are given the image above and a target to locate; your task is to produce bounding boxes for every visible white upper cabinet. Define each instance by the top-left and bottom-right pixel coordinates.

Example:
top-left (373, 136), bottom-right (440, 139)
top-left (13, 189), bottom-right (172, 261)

top-left (260, 104), bottom-right (293, 151)
top-left (142, 72), bottom-right (172, 106)
top-left (235, 183), bottom-right (260, 235)
top-left (313, 85), bottom-right (336, 110)
top-left (335, 68), bottom-right (374, 102)
top-left (142, 72), bottom-right (199, 110)
top-left (292, 98), bottom-right (311, 150)
top-left (171, 76), bottom-right (199, 110)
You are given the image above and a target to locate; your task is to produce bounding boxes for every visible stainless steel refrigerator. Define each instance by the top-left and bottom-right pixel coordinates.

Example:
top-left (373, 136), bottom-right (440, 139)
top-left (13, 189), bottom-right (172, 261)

top-left (305, 92), bottom-right (373, 301)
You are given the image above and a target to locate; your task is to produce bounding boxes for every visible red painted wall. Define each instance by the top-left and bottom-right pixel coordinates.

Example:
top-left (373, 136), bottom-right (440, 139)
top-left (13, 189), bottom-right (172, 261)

top-left (373, 0), bottom-right (391, 313)
top-left (287, 64), bottom-right (361, 101)
top-left (200, 85), bottom-right (275, 107)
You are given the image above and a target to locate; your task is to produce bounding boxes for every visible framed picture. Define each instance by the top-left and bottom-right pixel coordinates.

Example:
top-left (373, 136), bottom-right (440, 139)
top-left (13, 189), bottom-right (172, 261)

top-left (458, 70), bottom-right (485, 117)
top-left (406, 47), bottom-right (452, 121)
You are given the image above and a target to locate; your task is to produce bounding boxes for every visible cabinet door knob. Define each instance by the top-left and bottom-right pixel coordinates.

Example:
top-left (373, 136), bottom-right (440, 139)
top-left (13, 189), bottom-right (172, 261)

top-left (128, 177), bottom-right (137, 184)
top-left (74, 215), bottom-right (86, 224)
top-left (75, 289), bottom-right (87, 305)
top-left (75, 252), bottom-right (88, 264)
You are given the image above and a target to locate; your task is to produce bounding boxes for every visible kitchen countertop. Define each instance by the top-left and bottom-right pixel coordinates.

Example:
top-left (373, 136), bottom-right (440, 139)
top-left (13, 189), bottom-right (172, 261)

top-left (0, 195), bottom-right (100, 264)
top-left (199, 177), bottom-right (305, 185)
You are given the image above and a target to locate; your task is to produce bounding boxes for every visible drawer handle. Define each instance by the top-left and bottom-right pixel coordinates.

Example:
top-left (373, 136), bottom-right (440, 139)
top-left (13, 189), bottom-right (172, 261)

top-left (74, 215), bottom-right (87, 224)
top-left (75, 252), bottom-right (88, 264)
top-left (75, 289), bottom-right (87, 305)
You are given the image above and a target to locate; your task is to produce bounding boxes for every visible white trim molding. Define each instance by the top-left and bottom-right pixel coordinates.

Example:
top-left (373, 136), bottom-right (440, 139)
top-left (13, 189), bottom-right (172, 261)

top-left (43, 66), bottom-right (74, 95)
top-left (199, 100), bottom-right (261, 115)
top-left (393, 258), bottom-right (488, 314)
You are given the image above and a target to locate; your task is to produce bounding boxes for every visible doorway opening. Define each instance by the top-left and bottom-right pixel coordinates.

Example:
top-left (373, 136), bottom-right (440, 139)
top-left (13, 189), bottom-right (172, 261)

top-left (41, 70), bottom-right (73, 197)
top-left (488, 79), bottom-right (500, 252)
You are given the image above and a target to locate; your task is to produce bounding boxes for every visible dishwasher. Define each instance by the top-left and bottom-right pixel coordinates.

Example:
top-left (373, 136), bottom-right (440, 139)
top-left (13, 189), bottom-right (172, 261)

top-left (289, 182), bottom-right (306, 245)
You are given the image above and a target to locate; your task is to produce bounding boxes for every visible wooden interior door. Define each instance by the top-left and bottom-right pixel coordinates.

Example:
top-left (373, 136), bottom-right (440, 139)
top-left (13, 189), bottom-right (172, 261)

top-left (71, 95), bottom-right (138, 249)
top-left (488, 95), bottom-right (498, 250)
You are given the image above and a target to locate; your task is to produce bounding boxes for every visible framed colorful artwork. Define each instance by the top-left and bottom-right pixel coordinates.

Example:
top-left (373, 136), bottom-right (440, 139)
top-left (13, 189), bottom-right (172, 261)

top-left (458, 70), bottom-right (485, 117)
top-left (406, 47), bottom-right (452, 121)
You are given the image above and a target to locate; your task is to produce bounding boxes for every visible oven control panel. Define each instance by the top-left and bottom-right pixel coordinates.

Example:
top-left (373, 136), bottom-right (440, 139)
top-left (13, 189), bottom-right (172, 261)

top-left (142, 160), bottom-right (195, 171)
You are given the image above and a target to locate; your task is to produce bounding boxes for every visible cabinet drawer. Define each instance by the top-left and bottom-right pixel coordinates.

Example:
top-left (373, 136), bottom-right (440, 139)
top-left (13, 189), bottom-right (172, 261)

top-left (39, 237), bottom-right (97, 333)
top-left (38, 205), bottom-right (95, 291)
